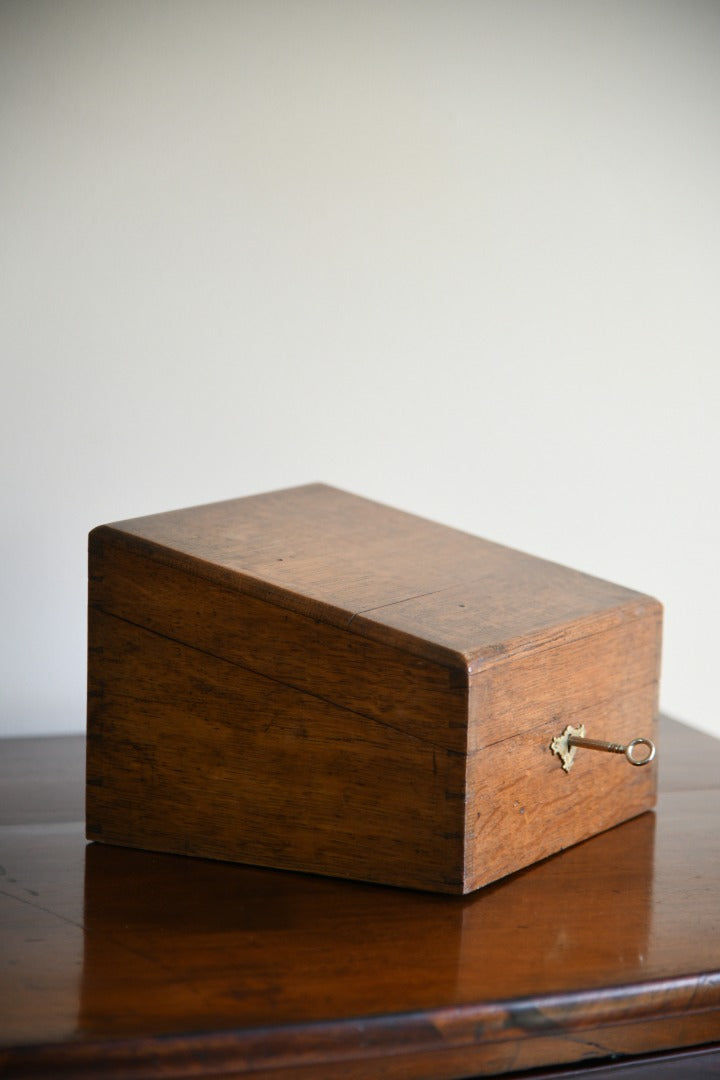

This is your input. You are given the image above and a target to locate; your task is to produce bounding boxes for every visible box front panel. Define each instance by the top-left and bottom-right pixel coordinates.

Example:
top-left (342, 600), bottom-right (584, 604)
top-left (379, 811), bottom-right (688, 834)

top-left (464, 605), bottom-right (662, 891)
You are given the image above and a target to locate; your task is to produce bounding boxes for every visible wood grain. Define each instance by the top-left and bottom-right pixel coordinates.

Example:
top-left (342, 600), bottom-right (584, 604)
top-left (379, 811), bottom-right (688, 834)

top-left (87, 607), bottom-right (466, 892)
top-left (1, 720), bottom-right (720, 1078)
top-left (89, 536), bottom-right (468, 752)
top-left (464, 607), bottom-right (660, 890)
top-left (87, 484), bottom-right (662, 892)
top-left (93, 483), bottom-right (659, 669)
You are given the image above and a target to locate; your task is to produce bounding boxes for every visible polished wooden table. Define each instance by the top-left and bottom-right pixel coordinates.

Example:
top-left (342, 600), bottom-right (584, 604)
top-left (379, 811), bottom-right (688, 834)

top-left (1, 717), bottom-right (719, 1078)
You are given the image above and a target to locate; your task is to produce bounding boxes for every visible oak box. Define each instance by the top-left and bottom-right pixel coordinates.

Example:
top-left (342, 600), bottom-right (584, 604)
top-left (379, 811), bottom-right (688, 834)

top-left (86, 484), bottom-right (662, 893)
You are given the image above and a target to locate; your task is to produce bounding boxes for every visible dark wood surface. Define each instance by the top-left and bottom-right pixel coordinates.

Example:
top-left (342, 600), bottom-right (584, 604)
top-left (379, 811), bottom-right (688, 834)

top-left (1, 716), bottom-right (719, 1077)
top-left (87, 485), bottom-right (661, 893)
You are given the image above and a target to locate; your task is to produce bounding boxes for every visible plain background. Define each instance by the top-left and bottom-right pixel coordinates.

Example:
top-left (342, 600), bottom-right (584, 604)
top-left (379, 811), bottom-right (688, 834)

top-left (1, 0), bottom-right (718, 740)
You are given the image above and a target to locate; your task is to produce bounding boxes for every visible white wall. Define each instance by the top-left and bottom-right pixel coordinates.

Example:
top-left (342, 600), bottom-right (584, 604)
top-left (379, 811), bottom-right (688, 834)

top-left (2, 0), bottom-right (719, 739)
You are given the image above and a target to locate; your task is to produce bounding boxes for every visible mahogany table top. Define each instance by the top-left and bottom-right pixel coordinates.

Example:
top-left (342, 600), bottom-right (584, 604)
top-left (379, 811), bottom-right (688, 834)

top-left (1, 716), bottom-right (719, 1078)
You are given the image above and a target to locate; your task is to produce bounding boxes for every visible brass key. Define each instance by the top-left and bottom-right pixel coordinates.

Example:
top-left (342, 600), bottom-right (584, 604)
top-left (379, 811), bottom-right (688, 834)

top-left (551, 724), bottom-right (656, 772)
top-left (568, 732), bottom-right (655, 765)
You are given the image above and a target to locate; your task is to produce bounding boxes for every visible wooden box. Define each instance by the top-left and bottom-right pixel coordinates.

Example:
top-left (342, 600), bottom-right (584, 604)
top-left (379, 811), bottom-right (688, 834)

top-left (86, 484), bottom-right (662, 894)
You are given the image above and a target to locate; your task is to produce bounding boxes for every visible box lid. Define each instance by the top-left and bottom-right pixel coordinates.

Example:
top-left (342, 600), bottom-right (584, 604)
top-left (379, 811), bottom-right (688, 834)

top-left (94, 483), bottom-right (659, 673)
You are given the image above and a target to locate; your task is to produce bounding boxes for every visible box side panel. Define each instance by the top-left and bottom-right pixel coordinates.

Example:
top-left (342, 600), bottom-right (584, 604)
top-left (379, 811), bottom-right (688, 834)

top-left (464, 605), bottom-right (662, 891)
top-left (87, 608), bottom-right (467, 893)
top-left (89, 534), bottom-right (468, 754)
